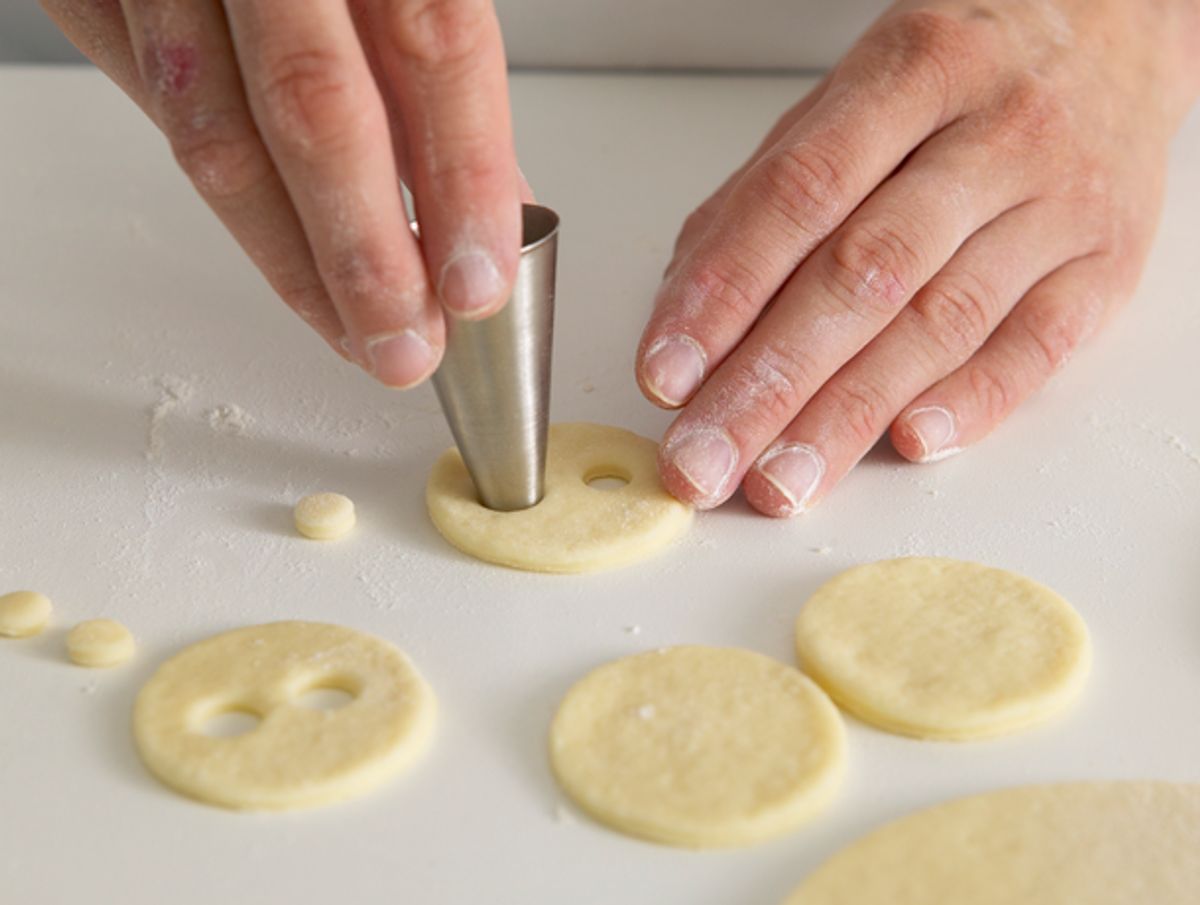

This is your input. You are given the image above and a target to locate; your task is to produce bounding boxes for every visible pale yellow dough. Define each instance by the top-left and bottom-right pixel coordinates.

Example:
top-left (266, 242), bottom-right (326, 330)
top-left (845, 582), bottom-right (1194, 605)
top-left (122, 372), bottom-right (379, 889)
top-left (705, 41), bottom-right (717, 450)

top-left (0, 590), bottom-right (52, 637)
top-left (785, 782), bottom-right (1200, 904)
top-left (67, 619), bottom-right (135, 667)
top-left (549, 646), bottom-right (846, 848)
top-left (133, 621), bottom-right (435, 811)
top-left (426, 422), bottom-right (692, 573)
top-left (795, 557), bottom-right (1091, 740)
top-left (293, 492), bottom-right (356, 540)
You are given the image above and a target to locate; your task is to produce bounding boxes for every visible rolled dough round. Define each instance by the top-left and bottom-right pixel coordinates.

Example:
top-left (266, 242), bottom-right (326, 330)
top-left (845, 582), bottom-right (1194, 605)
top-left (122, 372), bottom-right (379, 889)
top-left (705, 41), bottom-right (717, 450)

top-left (549, 646), bottom-right (846, 848)
top-left (426, 422), bottom-right (692, 573)
top-left (0, 590), bottom-right (52, 638)
top-left (784, 782), bottom-right (1200, 904)
top-left (67, 618), bottom-right (135, 667)
top-left (795, 557), bottom-right (1091, 740)
top-left (133, 621), bottom-right (435, 811)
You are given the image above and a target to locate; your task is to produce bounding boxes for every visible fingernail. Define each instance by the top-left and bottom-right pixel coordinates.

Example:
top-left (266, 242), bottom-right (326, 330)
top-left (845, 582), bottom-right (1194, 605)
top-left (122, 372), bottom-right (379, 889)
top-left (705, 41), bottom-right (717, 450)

top-left (663, 428), bottom-right (737, 503)
top-left (643, 334), bottom-right (706, 406)
top-left (906, 405), bottom-right (960, 462)
top-left (755, 443), bottom-right (825, 515)
top-left (364, 329), bottom-right (438, 389)
top-left (438, 248), bottom-right (505, 315)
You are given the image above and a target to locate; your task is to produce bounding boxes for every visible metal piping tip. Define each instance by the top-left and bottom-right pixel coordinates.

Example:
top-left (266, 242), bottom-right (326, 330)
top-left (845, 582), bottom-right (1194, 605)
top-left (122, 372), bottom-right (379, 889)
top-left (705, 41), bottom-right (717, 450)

top-left (431, 204), bottom-right (560, 511)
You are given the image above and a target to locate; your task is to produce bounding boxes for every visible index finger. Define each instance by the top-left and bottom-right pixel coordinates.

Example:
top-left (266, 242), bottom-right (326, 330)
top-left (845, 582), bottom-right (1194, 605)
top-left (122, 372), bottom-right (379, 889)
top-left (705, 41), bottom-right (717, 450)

top-left (371, 0), bottom-right (522, 319)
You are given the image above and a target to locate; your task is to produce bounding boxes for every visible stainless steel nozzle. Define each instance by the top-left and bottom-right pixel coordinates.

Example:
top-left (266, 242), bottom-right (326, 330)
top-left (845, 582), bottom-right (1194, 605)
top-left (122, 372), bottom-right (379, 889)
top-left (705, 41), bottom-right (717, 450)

top-left (432, 204), bottom-right (559, 511)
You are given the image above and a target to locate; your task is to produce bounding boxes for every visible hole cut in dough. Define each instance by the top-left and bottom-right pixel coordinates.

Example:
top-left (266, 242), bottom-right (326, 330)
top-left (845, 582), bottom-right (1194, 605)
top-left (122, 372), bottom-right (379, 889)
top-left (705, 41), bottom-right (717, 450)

top-left (294, 686), bottom-right (356, 712)
top-left (549, 646), bottom-right (846, 848)
top-left (795, 557), bottom-right (1091, 740)
top-left (426, 423), bottom-right (692, 573)
top-left (134, 621), bottom-right (435, 811)
top-left (784, 782), bottom-right (1200, 905)
top-left (583, 464), bottom-right (632, 491)
top-left (198, 706), bottom-right (262, 739)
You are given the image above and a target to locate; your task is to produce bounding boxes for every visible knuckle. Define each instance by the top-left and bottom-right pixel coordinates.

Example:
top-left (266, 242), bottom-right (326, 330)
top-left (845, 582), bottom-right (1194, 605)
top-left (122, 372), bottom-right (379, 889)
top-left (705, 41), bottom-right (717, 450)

top-left (686, 257), bottom-right (767, 326)
top-left (967, 362), bottom-right (1013, 423)
top-left (827, 381), bottom-right (890, 448)
top-left (258, 47), bottom-right (365, 155)
top-left (322, 243), bottom-right (426, 323)
top-left (168, 116), bottom-right (266, 201)
top-left (873, 10), bottom-right (977, 111)
top-left (824, 220), bottom-right (921, 315)
top-left (728, 340), bottom-right (808, 429)
top-left (910, 273), bottom-right (997, 361)
top-left (386, 0), bottom-right (488, 67)
top-left (680, 200), bottom-right (718, 242)
top-left (1019, 303), bottom-right (1083, 374)
top-left (325, 245), bottom-right (388, 304)
top-left (993, 74), bottom-right (1067, 150)
top-left (423, 145), bottom-right (507, 189)
top-left (753, 142), bottom-right (850, 239)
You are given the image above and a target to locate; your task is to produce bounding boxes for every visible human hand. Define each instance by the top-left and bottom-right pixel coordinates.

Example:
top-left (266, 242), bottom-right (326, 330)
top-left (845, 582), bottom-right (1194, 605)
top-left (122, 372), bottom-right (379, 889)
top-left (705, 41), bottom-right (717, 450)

top-left (42, 0), bottom-right (529, 387)
top-left (636, 0), bottom-right (1200, 515)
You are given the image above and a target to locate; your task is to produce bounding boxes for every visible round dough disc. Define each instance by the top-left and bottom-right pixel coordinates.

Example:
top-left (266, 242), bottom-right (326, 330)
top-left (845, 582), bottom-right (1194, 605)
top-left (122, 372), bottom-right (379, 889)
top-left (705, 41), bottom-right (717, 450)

top-left (785, 782), bottom-right (1200, 905)
top-left (549, 646), bottom-right (846, 848)
top-left (134, 621), bottom-right (435, 810)
top-left (67, 618), bottom-right (135, 667)
top-left (0, 590), bottom-right (52, 638)
top-left (293, 492), bottom-right (356, 540)
top-left (426, 422), bottom-right (692, 573)
top-left (795, 557), bottom-right (1091, 740)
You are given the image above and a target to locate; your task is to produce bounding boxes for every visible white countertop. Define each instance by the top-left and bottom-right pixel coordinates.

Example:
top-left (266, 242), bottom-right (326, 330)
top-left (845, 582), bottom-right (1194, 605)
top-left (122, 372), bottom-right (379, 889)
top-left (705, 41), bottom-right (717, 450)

top-left (2, 67), bottom-right (1198, 905)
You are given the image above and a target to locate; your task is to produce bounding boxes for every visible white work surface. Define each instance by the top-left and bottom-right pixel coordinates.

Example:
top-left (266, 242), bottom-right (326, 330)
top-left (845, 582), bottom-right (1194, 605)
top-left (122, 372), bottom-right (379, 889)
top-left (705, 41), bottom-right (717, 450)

top-left (2, 68), bottom-right (1199, 904)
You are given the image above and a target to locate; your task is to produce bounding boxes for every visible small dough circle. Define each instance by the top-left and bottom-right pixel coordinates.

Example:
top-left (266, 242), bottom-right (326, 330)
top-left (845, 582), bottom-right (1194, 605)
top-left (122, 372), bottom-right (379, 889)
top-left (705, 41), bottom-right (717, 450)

top-left (293, 492), bottom-right (356, 540)
top-left (67, 619), bottom-right (135, 667)
top-left (784, 782), bottom-right (1200, 905)
top-left (0, 590), bottom-right (52, 638)
top-left (795, 557), bottom-right (1091, 740)
top-left (427, 422), bottom-right (692, 573)
top-left (133, 621), bottom-right (435, 810)
top-left (549, 646), bottom-right (846, 848)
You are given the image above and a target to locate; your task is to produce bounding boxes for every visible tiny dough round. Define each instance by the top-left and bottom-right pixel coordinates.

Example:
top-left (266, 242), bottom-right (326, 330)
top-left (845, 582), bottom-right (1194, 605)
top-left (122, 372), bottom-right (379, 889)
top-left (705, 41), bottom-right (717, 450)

top-left (784, 782), bottom-right (1200, 905)
top-left (293, 492), bottom-right (356, 540)
top-left (0, 590), bottom-right (52, 638)
top-left (426, 422), bottom-right (692, 573)
top-left (133, 621), bottom-right (435, 811)
top-left (549, 646), bottom-right (846, 848)
top-left (795, 557), bottom-right (1091, 740)
top-left (67, 619), bottom-right (135, 667)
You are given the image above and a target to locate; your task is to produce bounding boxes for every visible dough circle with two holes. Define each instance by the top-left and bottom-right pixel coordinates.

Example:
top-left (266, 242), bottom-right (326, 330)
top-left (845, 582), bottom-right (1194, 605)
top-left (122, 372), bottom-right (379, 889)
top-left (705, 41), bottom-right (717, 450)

top-left (795, 557), bottom-right (1091, 740)
top-left (426, 422), bottom-right (692, 573)
top-left (784, 782), bottom-right (1200, 904)
top-left (133, 621), bottom-right (435, 810)
top-left (549, 646), bottom-right (846, 848)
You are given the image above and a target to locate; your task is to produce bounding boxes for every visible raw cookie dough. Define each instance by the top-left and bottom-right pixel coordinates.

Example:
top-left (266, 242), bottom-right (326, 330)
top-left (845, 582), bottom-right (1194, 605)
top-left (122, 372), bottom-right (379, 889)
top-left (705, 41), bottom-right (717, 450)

top-left (0, 590), bottom-right (52, 638)
top-left (549, 646), bottom-right (845, 848)
top-left (67, 619), bottom-right (135, 667)
top-left (293, 492), bottom-right (356, 540)
top-left (427, 422), bottom-right (692, 573)
top-left (784, 782), bottom-right (1200, 904)
top-left (134, 621), bottom-right (435, 810)
top-left (795, 557), bottom-right (1091, 740)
